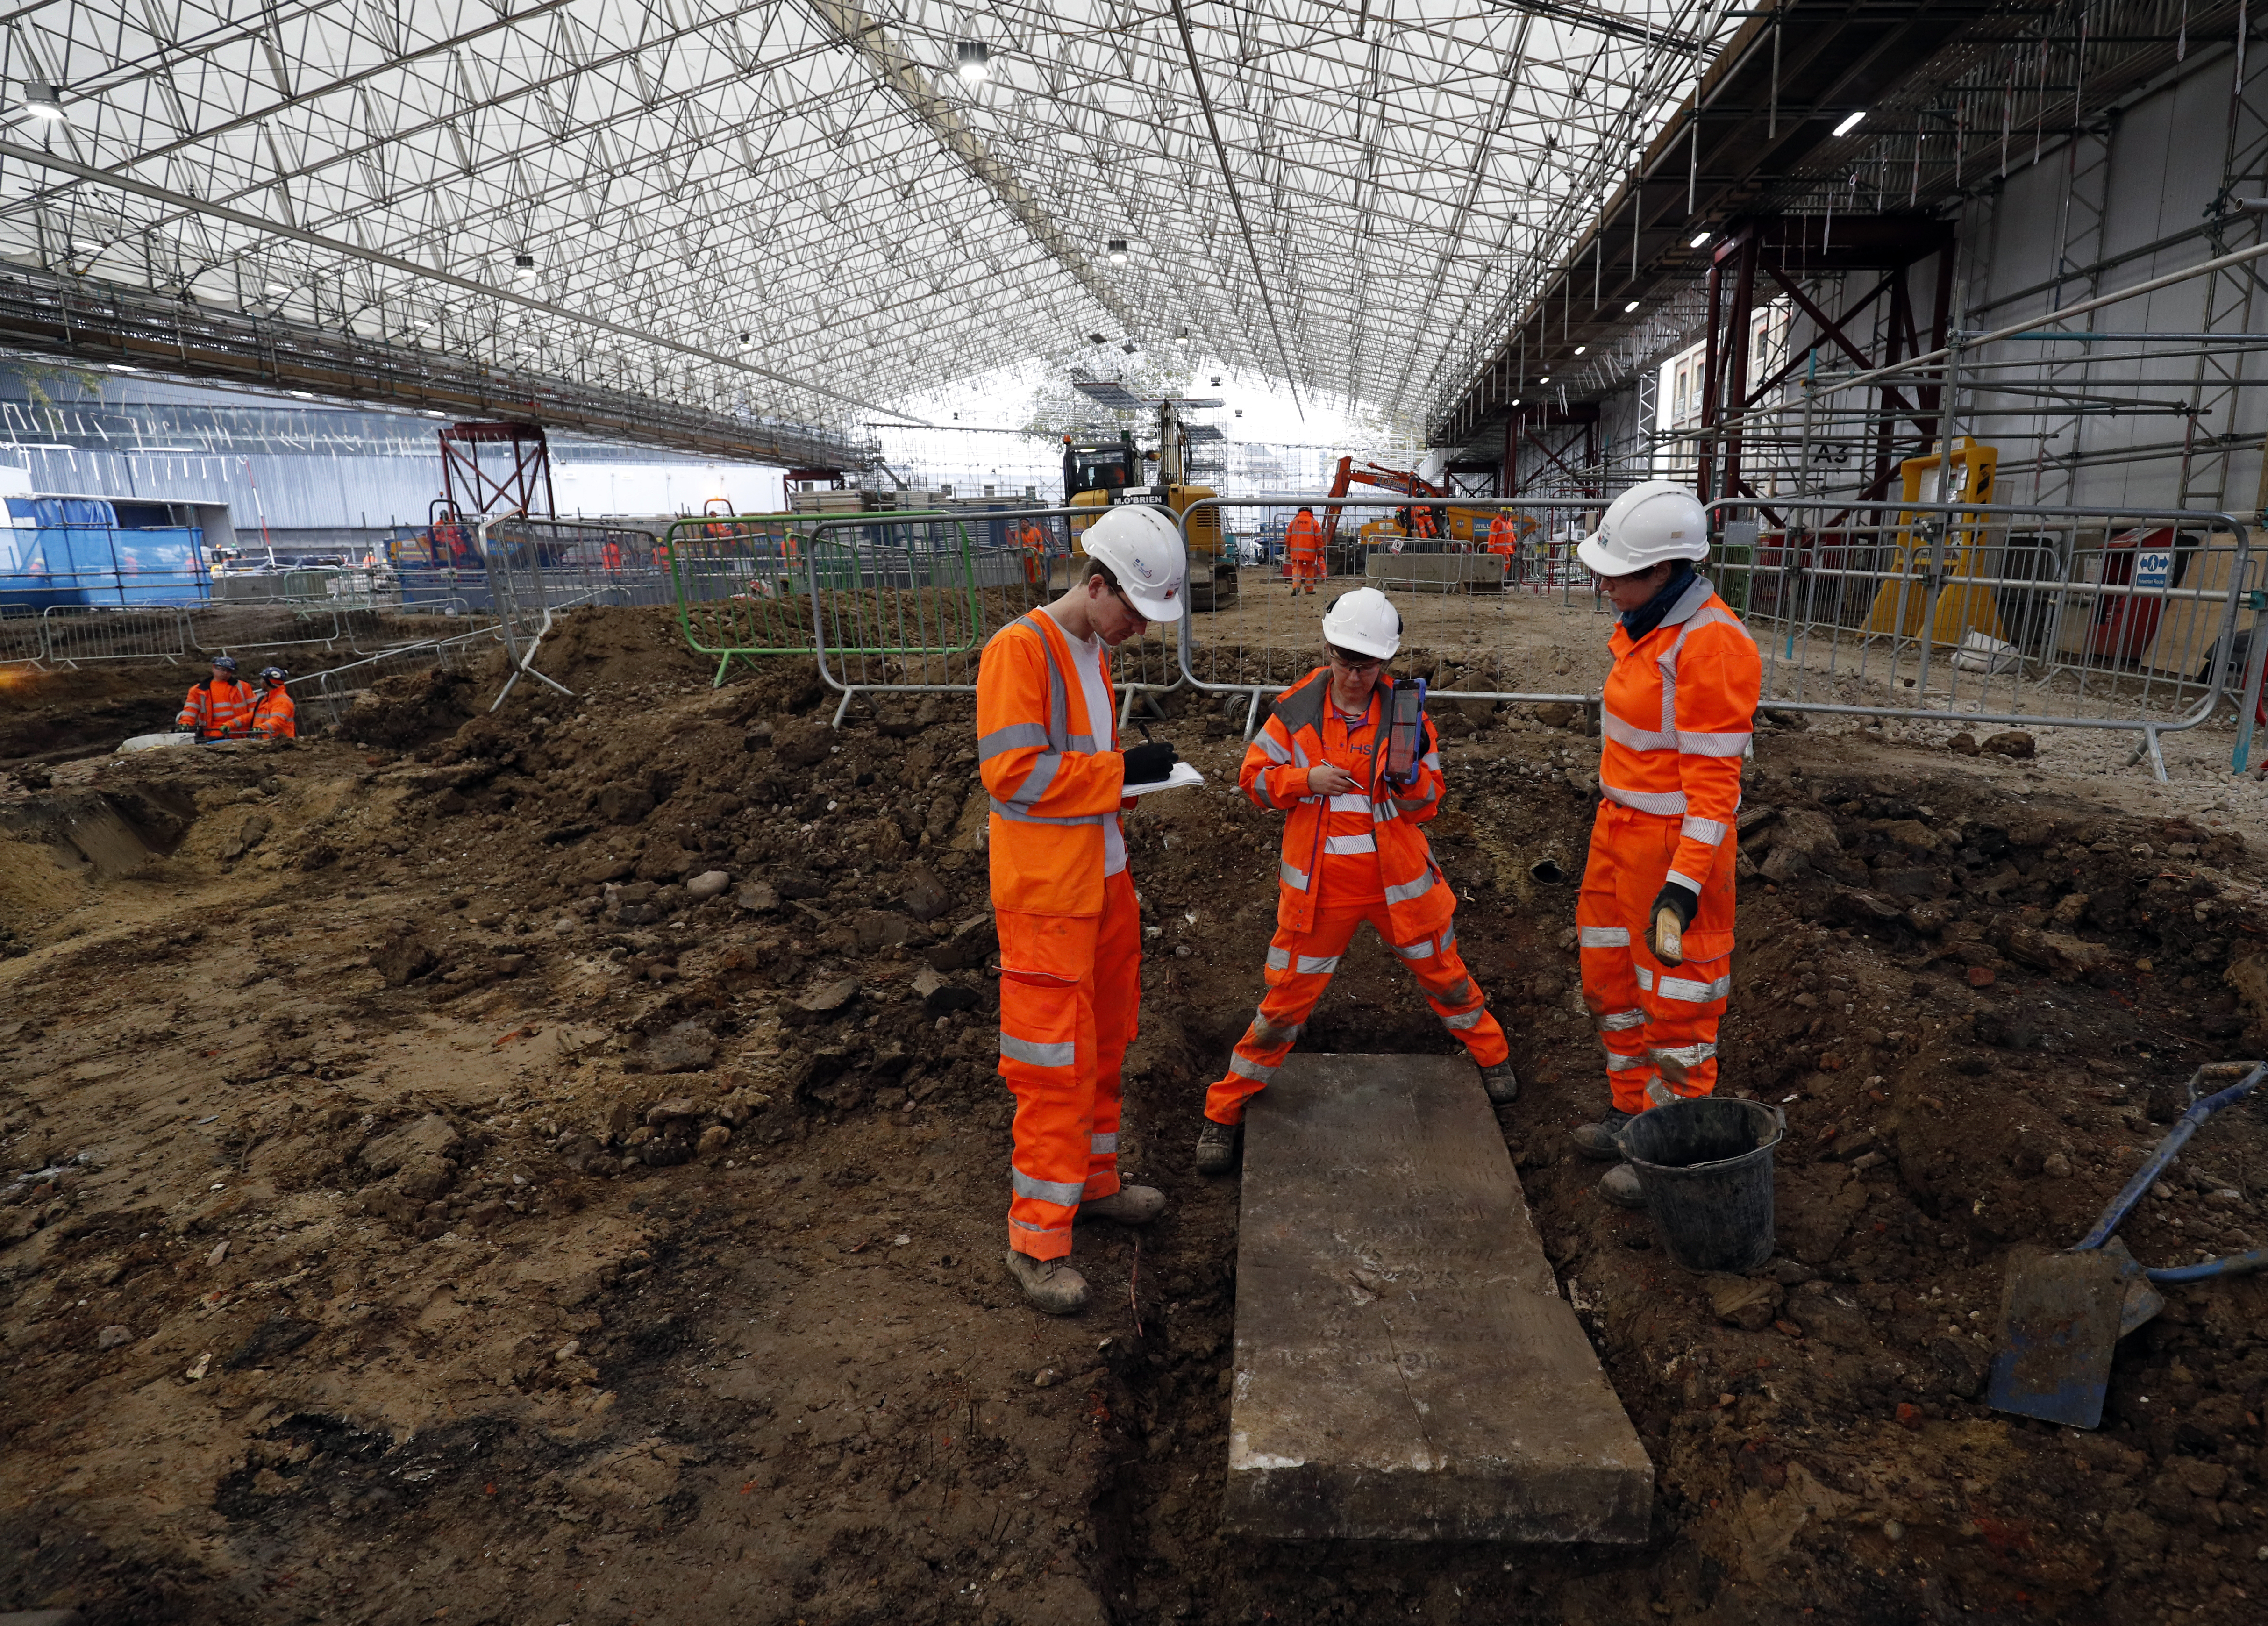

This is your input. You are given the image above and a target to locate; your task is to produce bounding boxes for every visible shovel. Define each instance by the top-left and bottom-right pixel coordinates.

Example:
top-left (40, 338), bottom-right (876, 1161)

top-left (1986, 1059), bottom-right (2267, 1429)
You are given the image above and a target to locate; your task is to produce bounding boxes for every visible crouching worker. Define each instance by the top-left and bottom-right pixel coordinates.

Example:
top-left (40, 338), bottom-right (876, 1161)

top-left (249, 667), bottom-right (296, 740)
top-left (1570, 482), bottom-right (1761, 1208)
top-left (978, 504), bottom-right (1187, 1315)
top-left (177, 655), bottom-right (253, 741)
top-left (1197, 588), bottom-right (1515, 1175)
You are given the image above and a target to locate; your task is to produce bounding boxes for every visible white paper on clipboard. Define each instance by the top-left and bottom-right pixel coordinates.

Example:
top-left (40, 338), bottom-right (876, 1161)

top-left (1123, 762), bottom-right (1205, 797)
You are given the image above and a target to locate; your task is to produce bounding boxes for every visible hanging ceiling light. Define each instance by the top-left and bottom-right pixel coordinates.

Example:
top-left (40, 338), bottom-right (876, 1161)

top-left (1574, 345), bottom-right (1586, 355)
top-left (514, 251), bottom-right (537, 283)
top-left (22, 82), bottom-right (65, 122)
top-left (1833, 109), bottom-right (1867, 138)
top-left (1174, 328), bottom-right (1189, 346)
top-left (1624, 300), bottom-right (1641, 314)
top-left (956, 40), bottom-right (991, 81)
top-left (1108, 239), bottom-right (1129, 264)
top-left (1688, 230), bottom-right (1711, 249)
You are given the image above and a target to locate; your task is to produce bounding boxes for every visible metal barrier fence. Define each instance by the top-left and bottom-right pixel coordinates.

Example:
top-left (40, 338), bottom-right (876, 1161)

top-left (1174, 495), bottom-right (1610, 735)
top-left (480, 516), bottom-right (663, 710)
top-left (664, 510), bottom-right (830, 680)
top-left (0, 602), bottom-right (39, 665)
top-left (296, 624), bottom-right (509, 733)
top-left (37, 603), bottom-right (195, 664)
top-left (1708, 497), bottom-right (2266, 779)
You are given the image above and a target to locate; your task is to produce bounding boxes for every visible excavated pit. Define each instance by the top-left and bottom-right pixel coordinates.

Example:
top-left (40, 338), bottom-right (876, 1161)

top-left (1, 604), bottom-right (2267, 1625)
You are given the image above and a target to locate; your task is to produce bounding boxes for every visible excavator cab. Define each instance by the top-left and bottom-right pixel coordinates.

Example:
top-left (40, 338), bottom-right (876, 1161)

top-left (1059, 409), bottom-right (1238, 610)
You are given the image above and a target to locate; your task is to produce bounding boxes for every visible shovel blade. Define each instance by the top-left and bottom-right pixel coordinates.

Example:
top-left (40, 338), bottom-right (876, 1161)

top-left (1985, 1248), bottom-right (2126, 1429)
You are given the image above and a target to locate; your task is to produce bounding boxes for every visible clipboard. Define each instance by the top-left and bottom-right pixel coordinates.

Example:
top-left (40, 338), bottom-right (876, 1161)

top-left (1123, 762), bottom-right (1205, 796)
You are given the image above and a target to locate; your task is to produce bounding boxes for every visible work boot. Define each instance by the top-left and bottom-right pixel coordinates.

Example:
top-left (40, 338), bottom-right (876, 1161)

top-left (1598, 1163), bottom-right (1646, 1210)
top-left (1004, 1249), bottom-right (1090, 1316)
top-left (1195, 1119), bottom-right (1241, 1176)
top-left (1079, 1184), bottom-right (1166, 1225)
top-left (1478, 1062), bottom-right (1519, 1105)
top-left (1571, 1110), bottom-right (1633, 1160)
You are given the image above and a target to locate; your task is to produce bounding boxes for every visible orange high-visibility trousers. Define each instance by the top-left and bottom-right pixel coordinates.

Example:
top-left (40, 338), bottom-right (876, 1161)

top-left (996, 869), bottom-right (1141, 1260)
top-left (1204, 897), bottom-right (1507, 1125)
top-left (1576, 800), bottom-right (1736, 1115)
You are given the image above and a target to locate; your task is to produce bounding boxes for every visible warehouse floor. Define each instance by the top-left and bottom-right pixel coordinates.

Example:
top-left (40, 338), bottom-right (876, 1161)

top-left (3, 604), bottom-right (2266, 1625)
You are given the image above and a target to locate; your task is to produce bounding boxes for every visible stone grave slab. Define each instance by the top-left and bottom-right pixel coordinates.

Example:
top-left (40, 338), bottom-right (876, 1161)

top-left (1225, 1053), bottom-right (1652, 1541)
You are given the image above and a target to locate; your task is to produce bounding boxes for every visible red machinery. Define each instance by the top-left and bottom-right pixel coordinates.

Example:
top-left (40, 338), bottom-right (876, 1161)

top-left (1322, 455), bottom-right (1448, 545)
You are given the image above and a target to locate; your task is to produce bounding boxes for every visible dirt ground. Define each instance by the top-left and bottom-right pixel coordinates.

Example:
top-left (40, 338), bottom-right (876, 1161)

top-left (4, 603), bottom-right (2268, 1626)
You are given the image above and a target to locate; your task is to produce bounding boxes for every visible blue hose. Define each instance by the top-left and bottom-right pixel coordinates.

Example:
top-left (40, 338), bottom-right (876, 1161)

top-left (2074, 1062), bottom-right (2266, 1252)
top-left (2146, 1249), bottom-right (2268, 1284)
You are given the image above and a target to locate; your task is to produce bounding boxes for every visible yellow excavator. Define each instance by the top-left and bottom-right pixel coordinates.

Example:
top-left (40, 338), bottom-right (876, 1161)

top-left (1060, 383), bottom-right (1236, 610)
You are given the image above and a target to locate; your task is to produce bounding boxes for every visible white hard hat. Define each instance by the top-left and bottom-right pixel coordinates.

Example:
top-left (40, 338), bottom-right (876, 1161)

top-left (1320, 586), bottom-right (1401, 659)
top-left (1576, 480), bottom-right (1710, 575)
top-left (1081, 503), bottom-right (1185, 621)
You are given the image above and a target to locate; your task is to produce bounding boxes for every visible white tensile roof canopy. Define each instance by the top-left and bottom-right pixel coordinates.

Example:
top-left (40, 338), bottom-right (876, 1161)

top-left (0, 0), bottom-right (1738, 433)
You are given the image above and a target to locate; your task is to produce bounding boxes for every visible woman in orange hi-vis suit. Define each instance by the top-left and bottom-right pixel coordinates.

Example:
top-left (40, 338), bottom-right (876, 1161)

top-left (978, 503), bottom-right (1187, 1316)
top-left (1284, 506), bottom-right (1324, 593)
top-left (1195, 588), bottom-right (1517, 1176)
top-left (1568, 481), bottom-right (1762, 1209)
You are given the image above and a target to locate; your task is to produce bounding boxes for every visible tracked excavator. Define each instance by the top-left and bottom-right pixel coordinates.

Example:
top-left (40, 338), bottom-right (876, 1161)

top-left (1059, 381), bottom-right (1236, 610)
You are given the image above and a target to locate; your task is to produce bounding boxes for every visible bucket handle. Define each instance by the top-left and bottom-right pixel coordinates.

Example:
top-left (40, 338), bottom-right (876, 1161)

top-left (1612, 1099), bottom-right (1786, 1153)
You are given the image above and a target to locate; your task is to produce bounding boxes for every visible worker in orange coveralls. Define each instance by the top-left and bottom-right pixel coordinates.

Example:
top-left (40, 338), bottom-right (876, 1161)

top-left (177, 655), bottom-right (254, 742)
top-left (1284, 505), bottom-right (1323, 594)
top-left (1568, 480), bottom-right (1762, 1208)
top-left (1195, 587), bottom-right (1517, 1176)
top-left (248, 667), bottom-right (297, 740)
top-left (1485, 510), bottom-right (1524, 579)
top-left (977, 504), bottom-right (1187, 1316)
top-left (1019, 519), bottom-right (1048, 589)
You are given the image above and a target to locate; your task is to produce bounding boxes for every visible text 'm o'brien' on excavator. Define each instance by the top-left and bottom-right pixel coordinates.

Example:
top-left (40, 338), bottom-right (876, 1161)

top-left (1059, 378), bottom-right (1236, 610)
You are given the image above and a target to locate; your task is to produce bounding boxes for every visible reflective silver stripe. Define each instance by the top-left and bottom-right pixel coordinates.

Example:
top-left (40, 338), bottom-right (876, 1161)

top-left (1421, 751), bottom-right (1441, 770)
top-left (1439, 921), bottom-right (1456, 951)
top-left (1008, 751), bottom-right (1063, 806)
top-left (1011, 1167), bottom-right (1087, 1206)
top-left (1265, 945), bottom-right (1291, 971)
top-left (1579, 925), bottom-right (1630, 948)
top-left (1294, 953), bottom-right (1341, 975)
top-left (1327, 792), bottom-right (1371, 812)
top-left (991, 797), bottom-right (1106, 827)
top-left (1666, 869), bottom-right (1702, 894)
top-left (1605, 1051), bottom-right (1647, 1071)
top-left (1678, 730), bottom-right (1752, 757)
top-left (1383, 869), bottom-right (1437, 905)
top-left (1280, 859), bottom-right (1310, 891)
top-left (979, 723), bottom-right (1050, 760)
top-left (1229, 1052), bottom-right (1278, 1081)
top-left (1430, 977), bottom-right (1476, 1008)
top-left (1391, 937), bottom-right (1435, 959)
top-left (1439, 1007), bottom-right (1484, 1030)
top-left (1598, 1008), bottom-right (1647, 1030)
top-left (1633, 966), bottom-right (1654, 990)
top-left (1646, 1077), bottom-right (1677, 1107)
top-left (1658, 973), bottom-right (1733, 1003)
top-left (1259, 731), bottom-right (1292, 764)
top-left (1291, 738), bottom-right (1312, 770)
top-left (1064, 733), bottom-right (1097, 753)
top-left (1248, 1014), bottom-right (1303, 1045)
top-left (1323, 833), bottom-right (1377, 855)
top-left (1679, 816), bottom-right (1728, 845)
top-left (1009, 1215), bottom-right (1070, 1241)
top-left (999, 1033), bottom-right (1077, 1068)
top-left (1602, 782), bottom-right (1688, 816)
top-left (1647, 1042), bottom-right (1718, 1068)
top-left (1090, 1132), bottom-right (1119, 1154)
top-left (1602, 711), bottom-right (1676, 752)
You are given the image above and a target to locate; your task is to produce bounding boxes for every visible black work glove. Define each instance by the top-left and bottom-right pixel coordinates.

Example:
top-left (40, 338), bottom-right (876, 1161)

top-left (1123, 741), bottom-right (1178, 785)
top-left (1649, 880), bottom-right (1700, 967)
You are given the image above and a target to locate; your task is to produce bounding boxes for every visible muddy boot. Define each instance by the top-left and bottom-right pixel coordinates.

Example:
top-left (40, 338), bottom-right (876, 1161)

top-left (1004, 1249), bottom-right (1090, 1315)
top-left (1598, 1163), bottom-right (1646, 1210)
top-left (1195, 1119), bottom-right (1241, 1176)
top-left (1571, 1110), bottom-right (1633, 1160)
top-left (1478, 1061), bottom-right (1519, 1105)
top-left (1079, 1184), bottom-right (1166, 1225)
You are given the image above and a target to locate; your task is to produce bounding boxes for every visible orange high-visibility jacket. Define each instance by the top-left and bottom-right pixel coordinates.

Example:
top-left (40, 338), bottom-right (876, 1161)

top-left (178, 677), bottom-right (254, 739)
top-left (977, 610), bottom-right (1127, 917)
top-left (1599, 574), bottom-right (1762, 910)
top-left (1285, 512), bottom-right (1323, 560)
top-left (1020, 524), bottom-right (1045, 552)
top-left (250, 689), bottom-right (297, 740)
top-left (1485, 514), bottom-right (1521, 555)
top-left (1240, 666), bottom-right (1455, 940)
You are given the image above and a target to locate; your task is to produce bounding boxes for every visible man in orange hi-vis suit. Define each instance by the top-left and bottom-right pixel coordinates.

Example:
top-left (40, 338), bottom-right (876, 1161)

top-left (1018, 520), bottom-right (1048, 588)
top-left (1568, 481), bottom-right (1762, 1209)
top-left (1484, 510), bottom-right (1523, 578)
top-left (1195, 587), bottom-right (1517, 1176)
top-left (978, 503), bottom-right (1187, 1315)
top-left (1284, 506), bottom-right (1323, 593)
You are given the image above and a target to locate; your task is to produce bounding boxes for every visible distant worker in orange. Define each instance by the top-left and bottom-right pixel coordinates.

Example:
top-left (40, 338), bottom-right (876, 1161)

top-left (601, 534), bottom-right (623, 574)
top-left (1569, 482), bottom-right (1762, 1208)
top-left (177, 655), bottom-right (254, 742)
top-left (1485, 509), bottom-right (1524, 579)
top-left (1284, 505), bottom-right (1323, 594)
top-left (978, 505), bottom-right (1187, 1316)
top-left (1196, 588), bottom-right (1517, 1175)
top-left (1019, 519), bottom-right (1048, 589)
top-left (249, 667), bottom-right (297, 741)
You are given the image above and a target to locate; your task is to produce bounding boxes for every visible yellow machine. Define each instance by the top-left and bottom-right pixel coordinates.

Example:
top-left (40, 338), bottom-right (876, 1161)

top-left (1862, 438), bottom-right (2007, 646)
top-left (1061, 390), bottom-right (1236, 610)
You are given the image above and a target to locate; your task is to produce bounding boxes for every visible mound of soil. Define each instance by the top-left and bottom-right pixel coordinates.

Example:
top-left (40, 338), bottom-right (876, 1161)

top-left (3, 607), bottom-right (2266, 1624)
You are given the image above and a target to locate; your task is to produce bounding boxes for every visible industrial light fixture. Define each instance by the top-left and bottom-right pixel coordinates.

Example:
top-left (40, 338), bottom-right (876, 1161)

top-left (1538, 375), bottom-right (1550, 385)
top-left (736, 332), bottom-right (751, 350)
top-left (1120, 339), bottom-right (1137, 354)
top-left (1087, 331), bottom-right (1107, 345)
top-left (264, 281), bottom-right (291, 297)
top-left (513, 251), bottom-right (537, 283)
top-left (1833, 109), bottom-right (1867, 138)
top-left (1688, 230), bottom-right (1710, 249)
top-left (1108, 238), bottom-right (1129, 264)
top-left (1574, 345), bottom-right (1586, 355)
top-left (1174, 328), bottom-right (1189, 346)
top-left (955, 40), bottom-right (991, 81)
top-left (1210, 375), bottom-right (1222, 386)
top-left (22, 82), bottom-right (64, 121)
top-left (287, 390), bottom-right (314, 399)
top-left (1624, 299), bottom-right (1641, 314)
